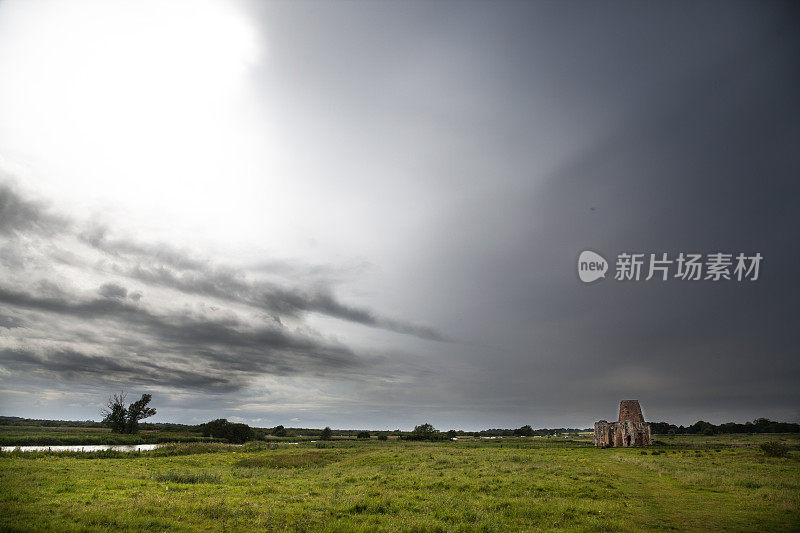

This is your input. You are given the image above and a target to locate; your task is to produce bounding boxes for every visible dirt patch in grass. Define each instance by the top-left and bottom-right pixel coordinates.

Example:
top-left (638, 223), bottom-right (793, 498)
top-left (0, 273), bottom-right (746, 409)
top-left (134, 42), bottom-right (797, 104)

top-left (235, 451), bottom-right (337, 469)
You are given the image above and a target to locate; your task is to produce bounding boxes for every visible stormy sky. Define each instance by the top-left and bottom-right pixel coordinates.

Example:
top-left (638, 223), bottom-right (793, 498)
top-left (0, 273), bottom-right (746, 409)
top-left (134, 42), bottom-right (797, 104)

top-left (0, 1), bottom-right (798, 430)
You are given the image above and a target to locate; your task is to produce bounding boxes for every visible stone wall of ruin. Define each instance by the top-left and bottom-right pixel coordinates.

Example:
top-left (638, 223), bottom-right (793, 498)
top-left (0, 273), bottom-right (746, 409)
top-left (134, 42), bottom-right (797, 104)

top-left (593, 400), bottom-right (652, 447)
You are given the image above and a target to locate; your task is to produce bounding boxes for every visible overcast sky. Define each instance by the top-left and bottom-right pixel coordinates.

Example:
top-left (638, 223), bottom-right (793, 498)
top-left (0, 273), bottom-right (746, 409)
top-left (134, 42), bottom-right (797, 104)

top-left (0, 1), bottom-right (798, 430)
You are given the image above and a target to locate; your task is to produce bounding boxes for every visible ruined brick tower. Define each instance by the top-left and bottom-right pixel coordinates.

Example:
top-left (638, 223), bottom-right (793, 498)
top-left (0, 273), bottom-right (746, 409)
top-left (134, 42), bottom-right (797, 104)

top-left (593, 400), bottom-right (652, 447)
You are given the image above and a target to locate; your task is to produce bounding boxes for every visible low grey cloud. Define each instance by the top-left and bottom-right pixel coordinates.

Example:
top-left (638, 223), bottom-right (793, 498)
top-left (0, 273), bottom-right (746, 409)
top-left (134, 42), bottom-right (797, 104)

top-left (0, 284), bottom-right (362, 385)
top-left (1, 184), bottom-right (448, 341)
top-left (107, 239), bottom-right (450, 340)
top-left (0, 181), bottom-right (68, 236)
top-left (0, 184), bottom-right (447, 396)
top-left (0, 348), bottom-right (242, 392)
top-left (98, 282), bottom-right (128, 300)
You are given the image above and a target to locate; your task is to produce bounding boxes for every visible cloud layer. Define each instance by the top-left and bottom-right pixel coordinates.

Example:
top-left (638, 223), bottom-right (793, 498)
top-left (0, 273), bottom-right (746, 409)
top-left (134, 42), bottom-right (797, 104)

top-left (0, 182), bottom-right (446, 396)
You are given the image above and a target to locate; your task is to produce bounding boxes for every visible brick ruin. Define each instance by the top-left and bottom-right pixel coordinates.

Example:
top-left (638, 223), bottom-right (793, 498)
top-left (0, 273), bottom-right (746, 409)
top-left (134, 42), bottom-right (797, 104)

top-left (593, 400), bottom-right (652, 447)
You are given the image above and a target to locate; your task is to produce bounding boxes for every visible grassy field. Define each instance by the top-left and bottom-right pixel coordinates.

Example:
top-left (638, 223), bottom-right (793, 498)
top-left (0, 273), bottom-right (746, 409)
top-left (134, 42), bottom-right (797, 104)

top-left (1, 434), bottom-right (798, 532)
top-left (0, 424), bottom-right (214, 446)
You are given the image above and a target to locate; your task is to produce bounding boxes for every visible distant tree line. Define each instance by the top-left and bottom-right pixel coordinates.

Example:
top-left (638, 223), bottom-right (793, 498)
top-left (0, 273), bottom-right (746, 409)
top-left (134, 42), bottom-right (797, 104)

top-left (476, 425), bottom-right (589, 437)
top-left (5, 413), bottom-right (799, 440)
top-left (651, 418), bottom-right (800, 435)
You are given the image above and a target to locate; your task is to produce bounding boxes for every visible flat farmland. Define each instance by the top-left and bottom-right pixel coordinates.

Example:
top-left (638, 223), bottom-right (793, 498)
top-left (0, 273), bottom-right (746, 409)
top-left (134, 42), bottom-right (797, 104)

top-left (1, 434), bottom-right (798, 531)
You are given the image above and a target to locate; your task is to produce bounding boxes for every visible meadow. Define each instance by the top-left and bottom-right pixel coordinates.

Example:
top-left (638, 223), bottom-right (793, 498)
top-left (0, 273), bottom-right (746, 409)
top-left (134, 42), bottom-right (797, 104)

top-left (0, 424), bottom-right (213, 446)
top-left (1, 433), bottom-right (798, 532)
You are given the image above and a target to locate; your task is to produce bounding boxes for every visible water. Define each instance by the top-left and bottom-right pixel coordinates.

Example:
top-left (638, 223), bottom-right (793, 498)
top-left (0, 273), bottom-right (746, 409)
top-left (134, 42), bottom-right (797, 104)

top-left (1, 444), bottom-right (163, 453)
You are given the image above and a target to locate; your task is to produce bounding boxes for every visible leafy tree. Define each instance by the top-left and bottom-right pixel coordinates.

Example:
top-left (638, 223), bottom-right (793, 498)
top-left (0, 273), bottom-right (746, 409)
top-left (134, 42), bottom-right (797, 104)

top-left (102, 394), bottom-right (127, 433)
top-left (198, 418), bottom-right (254, 443)
top-left (272, 424), bottom-right (287, 437)
top-left (357, 431), bottom-right (370, 439)
top-left (446, 430), bottom-right (457, 440)
top-left (200, 419), bottom-right (229, 438)
top-left (377, 434), bottom-right (388, 441)
top-left (408, 423), bottom-right (439, 441)
top-left (514, 425), bottom-right (534, 437)
top-left (225, 423), bottom-right (255, 444)
top-left (320, 426), bottom-right (332, 440)
top-left (101, 392), bottom-right (156, 434)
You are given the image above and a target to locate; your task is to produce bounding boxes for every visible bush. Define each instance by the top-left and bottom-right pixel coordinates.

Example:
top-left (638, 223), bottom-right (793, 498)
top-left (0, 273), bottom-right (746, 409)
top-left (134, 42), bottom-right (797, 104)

top-left (760, 441), bottom-right (788, 458)
top-left (377, 435), bottom-right (388, 441)
top-left (225, 423), bottom-right (254, 444)
top-left (406, 423), bottom-right (441, 441)
top-left (320, 427), bottom-right (332, 440)
top-left (199, 419), bottom-right (254, 444)
top-left (357, 431), bottom-right (370, 439)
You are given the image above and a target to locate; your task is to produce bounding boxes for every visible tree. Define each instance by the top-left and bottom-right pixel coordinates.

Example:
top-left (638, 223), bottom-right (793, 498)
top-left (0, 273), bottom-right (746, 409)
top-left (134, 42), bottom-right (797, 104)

top-left (200, 419), bottom-right (230, 438)
top-left (102, 393), bottom-right (127, 433)
top-left (199, 418), bottom-right (254, 443)
top-left (320, 426), bottom-right (332, 440)
top-left (272, 425), bottom-right (287, 437)
top-left (408, 423), bottom-right (439, 441)
top-left (514, 425), bottom-right (534, 437)
top-left (225, 423), bottom-right (254, 444)
top-left (357, 431), bottom-right (370, 439)
top-left (101, 392), bottom-right (156, 434)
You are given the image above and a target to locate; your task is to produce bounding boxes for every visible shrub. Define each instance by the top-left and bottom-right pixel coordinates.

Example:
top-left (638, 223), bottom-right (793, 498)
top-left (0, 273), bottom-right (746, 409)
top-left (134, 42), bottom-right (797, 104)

top-left (760, 441), bottom-right (788, 458)
top-left (357, 431), bottom-right (370, 439)
top-left (199, 419), bottom-right (254, 443)
top-left (377, 435), bottom-right (388, 441)
top-left (406, 423), bottom-right (441, 441)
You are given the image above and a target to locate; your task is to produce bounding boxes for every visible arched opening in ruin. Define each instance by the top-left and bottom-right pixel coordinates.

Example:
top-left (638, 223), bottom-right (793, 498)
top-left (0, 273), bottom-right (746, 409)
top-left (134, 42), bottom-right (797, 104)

top-left (625, 435), bottom-right (631, 446)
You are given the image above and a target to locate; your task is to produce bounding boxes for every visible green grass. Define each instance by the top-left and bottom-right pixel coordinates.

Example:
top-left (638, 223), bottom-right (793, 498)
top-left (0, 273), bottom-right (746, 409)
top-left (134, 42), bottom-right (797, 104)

top-left (1, 435), bottom-right (798, 531)
top-left (0, 424), bottom-right (214, 446)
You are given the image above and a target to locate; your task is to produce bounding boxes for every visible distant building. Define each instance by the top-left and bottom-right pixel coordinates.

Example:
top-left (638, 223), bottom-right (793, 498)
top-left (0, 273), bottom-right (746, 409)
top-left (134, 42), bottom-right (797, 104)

top-left (593, 400), bottom-right (652, 447)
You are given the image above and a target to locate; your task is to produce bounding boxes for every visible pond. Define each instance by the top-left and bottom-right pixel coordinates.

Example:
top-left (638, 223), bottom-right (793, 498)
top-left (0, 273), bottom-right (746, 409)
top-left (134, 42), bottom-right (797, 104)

top-left (1, 444), bottom-right (164, 452)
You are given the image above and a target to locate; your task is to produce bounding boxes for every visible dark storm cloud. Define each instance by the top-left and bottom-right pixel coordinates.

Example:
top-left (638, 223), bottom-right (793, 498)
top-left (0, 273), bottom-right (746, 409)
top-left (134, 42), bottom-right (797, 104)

top-left (115, 245), bottom-right (450, 340)
top-left (0, 311), bottom-right (22, 328)
top-left (0, 182), bottom-right (67, 236)
top-left (413, 1), bottom-right (800, 422)
top-left (0, 285), bottom-right (359, 366)
top-left (0, 181), bottom-right (447, 394)
top-left (98, 282), bottom-right (128, 299)
top-left (80, 226), bottom-right (208, 271)
top-left (0, 281), bottom-right (371, 392)
top-left (0, 347), bottom-right (240, 391)
top-left (0, 183), bottom-right (448, 341)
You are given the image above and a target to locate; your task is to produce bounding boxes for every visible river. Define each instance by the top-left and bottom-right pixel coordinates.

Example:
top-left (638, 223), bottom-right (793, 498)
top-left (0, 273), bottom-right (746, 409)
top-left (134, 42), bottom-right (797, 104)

top-left (1, 444), bottom-right (164, 452)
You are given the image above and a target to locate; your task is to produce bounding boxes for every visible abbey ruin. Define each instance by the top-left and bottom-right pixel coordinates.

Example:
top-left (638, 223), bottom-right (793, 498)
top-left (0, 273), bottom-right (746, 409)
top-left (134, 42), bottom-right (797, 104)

top-left (593, 400), bottom-right (652, 447)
